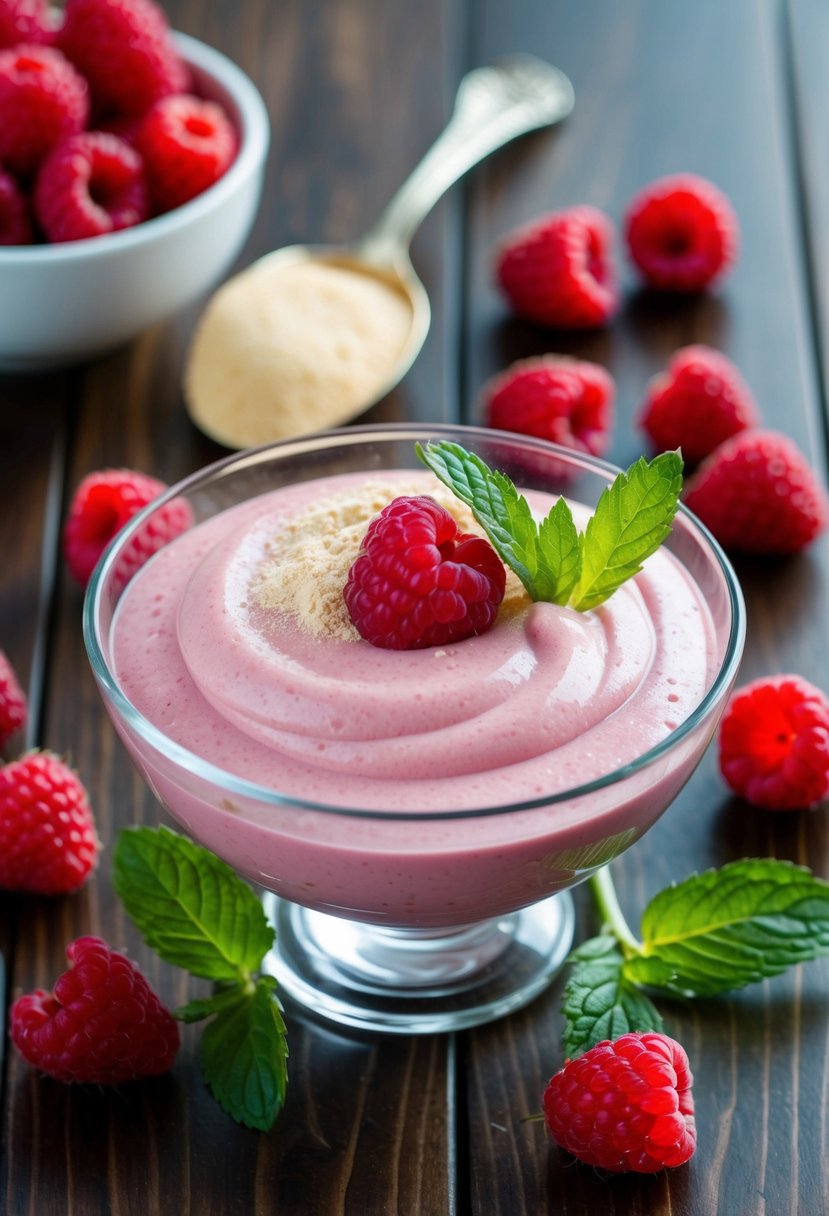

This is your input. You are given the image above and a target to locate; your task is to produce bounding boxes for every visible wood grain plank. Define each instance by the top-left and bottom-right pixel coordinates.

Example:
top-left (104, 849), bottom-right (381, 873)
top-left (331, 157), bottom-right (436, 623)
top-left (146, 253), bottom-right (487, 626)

top-left (462, 2), bottom-right (829, 1213)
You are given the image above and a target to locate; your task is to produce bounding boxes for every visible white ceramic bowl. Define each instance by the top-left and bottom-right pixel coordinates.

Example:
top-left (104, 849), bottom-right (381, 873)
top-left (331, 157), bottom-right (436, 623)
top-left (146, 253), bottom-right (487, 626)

top-left (0, 32), bottom-right (270, 371)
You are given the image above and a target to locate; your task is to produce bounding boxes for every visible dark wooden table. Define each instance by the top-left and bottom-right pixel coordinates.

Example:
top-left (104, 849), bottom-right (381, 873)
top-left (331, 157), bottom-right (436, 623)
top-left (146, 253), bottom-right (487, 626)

top-left (2, 1), bottom-right (829, 1212)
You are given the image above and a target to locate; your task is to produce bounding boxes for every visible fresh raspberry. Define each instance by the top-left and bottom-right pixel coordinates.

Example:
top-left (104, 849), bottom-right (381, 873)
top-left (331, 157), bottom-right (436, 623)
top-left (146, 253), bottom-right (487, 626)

top-left (684, 429), bottom-right (828, 554)
top-left (136, 92), bottom-right (238, 213)
top-left (482, 355), bottom-right (614, 457)
top-left (0, 0), bottom-right (54, 49)
top-left (543, 1032), bottom-right (697, 1174)
top-left (10, 936), bottom-right (180, 1084)
top-left (34, 130), bottom-right (149, 243)
top-left (0, 751), bottom-right (100, 894)
top-left (718, 675), bottom-right (829, 810)
top-left (638, 345), bottom-right (761, 464)
top-left (63, 467), bottom-right (193, 589)
top-left (495, 204), bottom-right (618, 329)
top-left (0, 165), bottom-right (33, 244)
top-left (57, 0), bottom-right (188, 118)
top-left (625, 173), bottom-right (739, 292)
top-left (344, 495), bottom-right (506, 650)
top-left (0, 650), bottom-right (27, 748)
top-left (0, 43), bottom-right (89, 177)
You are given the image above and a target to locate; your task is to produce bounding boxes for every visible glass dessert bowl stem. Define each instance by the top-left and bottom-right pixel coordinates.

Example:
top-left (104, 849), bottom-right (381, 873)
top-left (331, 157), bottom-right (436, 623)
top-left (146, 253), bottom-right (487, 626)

top-left (84, 424), bottom-right (746, 1036)
top-left (260, 891), bottom-right (576, 1033)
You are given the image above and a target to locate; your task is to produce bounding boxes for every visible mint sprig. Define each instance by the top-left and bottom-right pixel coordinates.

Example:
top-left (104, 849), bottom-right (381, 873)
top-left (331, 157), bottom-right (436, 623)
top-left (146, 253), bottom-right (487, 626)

top-left (416, 440), bottom-right (683, 610)
top-left (562, 860), bottom-right (829, 1056)
top-left (113, 826), bottom-right (287, 1131)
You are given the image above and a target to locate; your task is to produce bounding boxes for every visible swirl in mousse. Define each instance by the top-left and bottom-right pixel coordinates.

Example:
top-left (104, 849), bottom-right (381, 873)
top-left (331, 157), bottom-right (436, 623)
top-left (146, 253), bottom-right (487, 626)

top-left (92, 429), bottom-right (744, 1032)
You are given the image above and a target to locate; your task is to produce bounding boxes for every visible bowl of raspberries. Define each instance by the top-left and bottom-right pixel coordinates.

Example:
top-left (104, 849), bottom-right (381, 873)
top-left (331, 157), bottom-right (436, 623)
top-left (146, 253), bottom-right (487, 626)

top-left (0, 0), bottom-right (270, 369)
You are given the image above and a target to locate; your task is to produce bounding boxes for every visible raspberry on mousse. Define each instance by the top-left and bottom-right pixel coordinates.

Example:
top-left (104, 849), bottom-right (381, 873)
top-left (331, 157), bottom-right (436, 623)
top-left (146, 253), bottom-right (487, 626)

top-left (344, 494), bottom-right (506, 650)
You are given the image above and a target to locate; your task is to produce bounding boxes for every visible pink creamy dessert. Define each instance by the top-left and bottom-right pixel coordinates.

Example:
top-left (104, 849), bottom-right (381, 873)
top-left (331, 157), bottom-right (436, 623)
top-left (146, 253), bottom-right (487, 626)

top-left (109, 470), bottom-right (717, 927)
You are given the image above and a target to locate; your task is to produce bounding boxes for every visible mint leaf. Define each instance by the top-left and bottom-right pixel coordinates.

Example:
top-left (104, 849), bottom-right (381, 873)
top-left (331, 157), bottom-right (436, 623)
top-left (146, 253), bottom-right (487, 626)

top-left (416, 441), bottom-right (683, 611)
top-left (538, 497), bottom-right (582, 606)
top-left (571, 451), bottom-right (683, 611)
top-left (200, 976), bottom-right (288, 1131)
top-left (639, 858), bottom-right (829, 997)
top-left (175, 983), bottom-right (251, 1024)
top-left (416, 440), bottom-right (578, 603)
top-left (113, 825), bottom-right (275, 982)
top-left (561, 936), bottom-right (664, 1057)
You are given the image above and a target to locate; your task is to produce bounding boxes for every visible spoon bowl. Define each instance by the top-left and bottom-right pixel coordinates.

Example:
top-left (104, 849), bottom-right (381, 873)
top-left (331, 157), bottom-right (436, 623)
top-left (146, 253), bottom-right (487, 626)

top-left (183, 56), bottom-right (574, 449)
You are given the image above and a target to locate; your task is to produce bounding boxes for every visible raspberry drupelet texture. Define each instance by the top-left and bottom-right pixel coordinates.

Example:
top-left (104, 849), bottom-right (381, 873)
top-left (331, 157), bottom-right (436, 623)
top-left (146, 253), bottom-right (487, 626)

top-left (543, 1032), bottom-right (697, 1174)
top-left (482, 354), bottom-right (614, 457)
top-left (136, 92), bottom-right (237, 213)
top-left (0, 165), bottom-right (33, 244)
top-left (624, 172), bottom-right (738, 292)
top-left (344, 495), bottom-right (506, 650)
top-left (34, 130), bottom-right (149, 242)
top-left (0, 42), bottom-right (89, 177)
top-left (683, 429), bottom-right (828, 554)
top-left (63, 467), bottom-right (193, 589)
top-left (10, 936), bottom-right (180, 1084)
top-left (0, 751), bottom-right (100, 894)
top-left (638, 344), bottom-right (760, 464)
top-left (0, 649), bottom-right (27, 748)
top-left (0, 0), bottom-right (54, 49)
top-left (57, 0), bottom-right (188, 118)
top-left (495, 204), bottom-right (618, 329)
top-left (718, 674), bottom-right (829, 810)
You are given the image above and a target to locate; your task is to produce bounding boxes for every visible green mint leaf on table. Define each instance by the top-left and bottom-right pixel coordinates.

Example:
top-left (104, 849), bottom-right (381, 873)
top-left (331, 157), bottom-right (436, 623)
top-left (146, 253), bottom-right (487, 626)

top-left (571, 451), bottom-right (684, 611)
top-left (113, 824), bottom-right (274, 981)
top-left (561, 936), bottom-right (663, 1058)
top-left (114, 825), bottom-right (288, 1131)
top-left (564, 860), bottom-right (829, 1057)
top-left (200, 976), bottom-right (288, 1133)
top-left (637, 858), bottom-right (829, 997)
top-left (415, 441), bottom-right (681, 610)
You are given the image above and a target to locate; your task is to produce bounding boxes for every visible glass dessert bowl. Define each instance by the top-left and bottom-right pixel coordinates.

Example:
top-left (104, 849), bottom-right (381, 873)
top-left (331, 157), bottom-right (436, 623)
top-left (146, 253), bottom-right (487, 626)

top-left (84, 424), bottom-right (746, 1034)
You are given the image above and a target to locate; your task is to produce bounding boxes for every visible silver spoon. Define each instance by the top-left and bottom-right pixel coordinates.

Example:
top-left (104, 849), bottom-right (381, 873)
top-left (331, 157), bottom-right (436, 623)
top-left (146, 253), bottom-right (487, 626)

top-left (184, 56), bottom-right (575, 450)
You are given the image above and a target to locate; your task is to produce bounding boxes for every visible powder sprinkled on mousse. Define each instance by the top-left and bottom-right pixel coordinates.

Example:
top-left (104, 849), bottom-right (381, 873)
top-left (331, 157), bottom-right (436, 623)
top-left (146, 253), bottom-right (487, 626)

top-left (250, 477), bottom-right (528, 641)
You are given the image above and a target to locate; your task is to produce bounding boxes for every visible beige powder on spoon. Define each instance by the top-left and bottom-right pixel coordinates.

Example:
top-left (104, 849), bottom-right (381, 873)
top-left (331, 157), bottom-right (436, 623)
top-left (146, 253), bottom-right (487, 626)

top-left (184, 258), bottom-right (414, 450)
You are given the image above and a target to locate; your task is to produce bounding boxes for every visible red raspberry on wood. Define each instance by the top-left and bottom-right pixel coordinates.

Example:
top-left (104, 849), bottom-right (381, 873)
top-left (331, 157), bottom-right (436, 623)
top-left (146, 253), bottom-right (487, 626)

top-left (0, 649), bottom-right (27, 749)
top-left (0, 43), bottom-right (89, 177)
top-left (34, 130), bottom-right (149, 242)
top-left (718, 674), bottom-right (829, 810)
top-left (0, 751), bottom-right (100, 894)
top-left (10, 936), bottom-right (180, 1084)
top-left (683, 429), bottom-right (828, 554)
top-left (624, 172), bottom-right (738, 292)
top-left (344, 495), bottom-right (506, 650)
top-left (482, 354), bottom-right (614, 457)
top-left (543, 1032), bottom-right (697, 1174)
top-left (57, 0), bottom-right (188, 118)
top-left (638, 345), bottom-right (760, 464)
top-left (136, 92), bottom-right (238, 213)
top-left (495, 204), bottom-right (618, 329)
top-left (63, 467), bottom-right (193, 590)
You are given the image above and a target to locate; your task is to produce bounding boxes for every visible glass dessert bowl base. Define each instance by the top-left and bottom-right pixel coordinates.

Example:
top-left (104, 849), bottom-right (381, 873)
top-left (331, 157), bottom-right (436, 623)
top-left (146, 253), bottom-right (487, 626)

top-left (261, 890), bottom-right (575, 1034)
